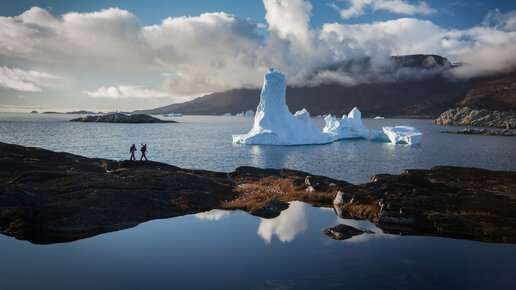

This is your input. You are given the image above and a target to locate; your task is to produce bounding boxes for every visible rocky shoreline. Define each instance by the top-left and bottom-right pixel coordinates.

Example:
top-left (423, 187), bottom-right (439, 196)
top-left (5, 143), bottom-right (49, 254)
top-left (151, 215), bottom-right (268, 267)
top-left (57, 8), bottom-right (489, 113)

top-left (71, 113), bottom-right (176, 123)
top-left (442, 128), bottom-right (516, 136)
top-left (434, 107), bottom-right (516, 129)
top-left (1, 142), bottom-right (515, 244)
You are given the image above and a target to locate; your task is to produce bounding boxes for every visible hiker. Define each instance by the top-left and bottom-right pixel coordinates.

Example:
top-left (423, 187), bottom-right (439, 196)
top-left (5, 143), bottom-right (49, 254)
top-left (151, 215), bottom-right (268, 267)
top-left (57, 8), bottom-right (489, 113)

top-left (140, 144), bottom-right (148, 161)
top-left (129, 144), bottom-right (137, 161)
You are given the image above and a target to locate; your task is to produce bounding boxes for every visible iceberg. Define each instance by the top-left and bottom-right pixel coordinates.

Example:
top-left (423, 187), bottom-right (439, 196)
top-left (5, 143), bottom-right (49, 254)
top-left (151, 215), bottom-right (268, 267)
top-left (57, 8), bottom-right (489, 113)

top-left (233, 68), bottom-right (422, 146)
top-left (373, 126), bottom-right (422, 144)
top-left (233, 68), bottom-right (332, 145)
top-left (236, 110), bottom-right (254, 117)
top-left (370, 129), bottom-right (391, 142)
top-left (163, 113), bottom-right (183, 117)
top-left (223, 113), bottom-right (232, 116)
top-left (322, 107), bottom-right (369, 140)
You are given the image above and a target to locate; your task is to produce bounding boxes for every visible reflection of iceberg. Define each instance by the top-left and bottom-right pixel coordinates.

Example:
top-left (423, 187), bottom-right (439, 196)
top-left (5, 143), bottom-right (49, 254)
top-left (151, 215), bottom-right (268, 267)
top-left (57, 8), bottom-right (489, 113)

top-left (257, 201), bottom-right (307, 244)
top-left (322, 107), bottom-right (369, 140)
top-left (195, 209), bottom-right (231, 221)
top-left (372, 126), bottom-right (422, 144)
top-left (233, 68), bottom-right (422, 146)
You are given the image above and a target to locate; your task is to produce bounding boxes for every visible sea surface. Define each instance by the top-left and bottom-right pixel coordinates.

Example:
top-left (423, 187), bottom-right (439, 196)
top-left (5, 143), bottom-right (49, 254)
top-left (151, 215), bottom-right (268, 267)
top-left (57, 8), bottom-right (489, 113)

top-left (0, 113), bottom-right (515, 289)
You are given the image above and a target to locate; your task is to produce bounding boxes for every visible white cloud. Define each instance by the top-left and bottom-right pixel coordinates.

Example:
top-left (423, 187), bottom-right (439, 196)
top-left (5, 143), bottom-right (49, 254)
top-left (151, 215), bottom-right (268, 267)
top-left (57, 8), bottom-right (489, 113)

top-left (0, 66), bottom-right (59, 92)
top-left (316, 16), bottom-right (516, 83)
top-left (0, 5), bottom-right (515, 102)
top-left (83, 85), bottom-right (169, 99)
top-left (483, 9), bottom-right (516, 31)
top-left (331, 0), bottom-right (437, 19)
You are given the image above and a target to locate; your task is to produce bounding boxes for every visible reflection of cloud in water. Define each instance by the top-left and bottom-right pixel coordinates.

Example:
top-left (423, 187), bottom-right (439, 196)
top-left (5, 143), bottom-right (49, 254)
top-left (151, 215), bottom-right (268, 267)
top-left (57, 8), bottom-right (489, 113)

top-left (194, 209), bottom-right (231, 221)
top-left (318, 207), bottom-right (334, 212)
top-left (257, 201), bottom-right (307, 244)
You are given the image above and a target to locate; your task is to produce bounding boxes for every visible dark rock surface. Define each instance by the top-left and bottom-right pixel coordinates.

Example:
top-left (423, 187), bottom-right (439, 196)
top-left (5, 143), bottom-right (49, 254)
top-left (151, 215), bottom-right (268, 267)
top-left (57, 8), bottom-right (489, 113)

top-left (1, 142), bottom-right (515, 244)
top-left (249, 200), bottom-right (289, 219)
top-left (70, 113), bottom-right (176, 123)
top-left (0, 142), bottom-right (233, 243)
top-left (442, 128), bottom-right (516, 136)
top-left (323, 224), bottom-right (374, 240)
top-left (341, 167), bottom-right (516, 243)
top-left (434, 107), bottom-right (516, 129)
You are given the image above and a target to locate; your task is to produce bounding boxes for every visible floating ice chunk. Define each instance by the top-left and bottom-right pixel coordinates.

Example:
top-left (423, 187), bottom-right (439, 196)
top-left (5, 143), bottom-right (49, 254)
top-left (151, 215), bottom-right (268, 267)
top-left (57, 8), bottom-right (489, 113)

top-left (322, 107), bottom-right (369, 140)
top-left (370, 129), bottom-right (391, 142)
top-left (223, 113), bottom-right (232, 116)
top-left (382, 126), bottom-right (422, 144)
top-left (236, 110), bottom-right (254, 116)
top-left (233, 69), bottom-right (332, 145)
top-left (374, 116), bottom-right (385, 120)
top-left (163, 113), bottom-right (183, 117)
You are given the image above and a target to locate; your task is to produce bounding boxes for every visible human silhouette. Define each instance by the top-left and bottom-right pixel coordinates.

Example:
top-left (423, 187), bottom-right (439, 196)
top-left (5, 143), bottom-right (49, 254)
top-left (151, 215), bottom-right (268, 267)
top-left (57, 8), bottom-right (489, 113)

top-left (140, 144), bottom-right (148, 161)
top-left (129, 144), bottom-right (137, 160)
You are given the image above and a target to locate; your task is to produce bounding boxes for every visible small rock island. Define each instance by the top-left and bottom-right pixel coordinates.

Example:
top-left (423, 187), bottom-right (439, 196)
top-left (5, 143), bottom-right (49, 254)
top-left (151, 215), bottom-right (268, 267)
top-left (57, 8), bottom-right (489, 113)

top-left (70, 113), bottom-right (176, 123)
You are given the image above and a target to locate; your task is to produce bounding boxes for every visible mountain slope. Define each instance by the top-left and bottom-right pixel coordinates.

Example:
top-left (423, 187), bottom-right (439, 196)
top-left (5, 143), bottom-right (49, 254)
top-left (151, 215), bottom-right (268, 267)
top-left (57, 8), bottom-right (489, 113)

top-left (134, 55), bottom-right (516, 117)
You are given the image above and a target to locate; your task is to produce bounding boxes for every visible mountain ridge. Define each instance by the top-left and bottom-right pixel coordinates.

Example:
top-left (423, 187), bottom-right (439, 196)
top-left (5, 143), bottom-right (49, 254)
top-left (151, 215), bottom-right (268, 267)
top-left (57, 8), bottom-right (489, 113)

top-left (133, 55), bottom-right (515, 117)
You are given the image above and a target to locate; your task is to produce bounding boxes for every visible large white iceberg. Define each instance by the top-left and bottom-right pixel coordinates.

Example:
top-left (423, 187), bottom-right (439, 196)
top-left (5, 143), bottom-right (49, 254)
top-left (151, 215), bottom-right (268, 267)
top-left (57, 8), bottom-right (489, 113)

top-left (372, 126), bottom-right (422, 144)
top-left (233, 69), bottom-right (332, 145)
top-left (322, 107), bottom-right (369, 140)
top-left (233, 68), bottom-right (422, 146)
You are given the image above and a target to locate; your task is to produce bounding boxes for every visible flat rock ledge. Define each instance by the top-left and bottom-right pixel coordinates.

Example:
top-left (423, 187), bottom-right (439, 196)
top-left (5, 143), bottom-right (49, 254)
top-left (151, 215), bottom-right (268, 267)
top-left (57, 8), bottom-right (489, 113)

top-left (70, 113), bottom-right (176, 123)
top-left (434, 107), bottom-right (516, 129)
top-left (442, 128), bottom-right (516, 136)
top-left (1, 142), bottom-right (515, 244)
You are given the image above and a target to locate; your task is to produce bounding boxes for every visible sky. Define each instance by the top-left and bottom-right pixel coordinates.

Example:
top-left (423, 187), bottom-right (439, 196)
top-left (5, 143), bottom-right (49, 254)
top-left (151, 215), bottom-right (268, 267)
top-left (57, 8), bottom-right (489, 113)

top-left (0, 0), bottom-right (515, 112)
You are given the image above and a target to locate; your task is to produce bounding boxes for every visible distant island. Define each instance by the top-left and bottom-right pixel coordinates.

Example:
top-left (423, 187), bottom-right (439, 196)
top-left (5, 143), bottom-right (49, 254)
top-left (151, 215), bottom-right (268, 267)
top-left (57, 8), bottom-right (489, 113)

top-left (70, 113), bottom-right (176, 123)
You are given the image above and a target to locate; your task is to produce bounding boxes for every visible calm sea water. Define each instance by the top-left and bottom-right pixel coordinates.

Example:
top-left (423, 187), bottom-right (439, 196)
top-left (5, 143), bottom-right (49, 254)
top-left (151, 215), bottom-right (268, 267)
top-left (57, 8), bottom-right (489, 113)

top-left (0, 113), bottom-right (515, 289)
top-left (0, 113), bottom-right (515, 184)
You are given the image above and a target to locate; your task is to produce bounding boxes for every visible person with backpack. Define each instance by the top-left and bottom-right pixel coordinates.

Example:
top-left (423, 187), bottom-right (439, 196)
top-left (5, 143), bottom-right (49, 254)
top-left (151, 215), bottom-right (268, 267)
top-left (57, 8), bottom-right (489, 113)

top-left (129, 144), bottom-right (137, 160)
top-left (140, 144), bottom-right (148, 161)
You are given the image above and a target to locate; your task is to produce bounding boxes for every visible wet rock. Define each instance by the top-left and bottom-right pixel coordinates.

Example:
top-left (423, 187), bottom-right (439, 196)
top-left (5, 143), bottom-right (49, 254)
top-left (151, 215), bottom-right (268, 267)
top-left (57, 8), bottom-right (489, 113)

top-left (323, 224), bottom-right (373, 240)
top-left (249, 200), bottom-right (289, 219)
top-left (434, 107), bottom-right (516, 129)
top-left (70, 113), bottom-right (176, 123)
